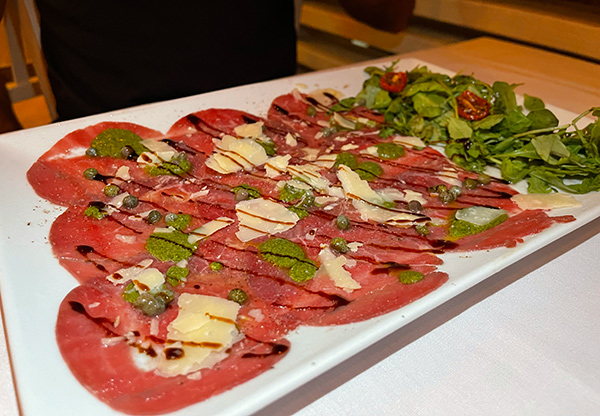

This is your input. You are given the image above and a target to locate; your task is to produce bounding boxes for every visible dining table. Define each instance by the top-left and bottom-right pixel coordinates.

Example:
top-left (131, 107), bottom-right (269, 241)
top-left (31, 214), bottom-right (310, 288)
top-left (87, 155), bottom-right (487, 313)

top-left (1, 36), bottom-right (600, 415)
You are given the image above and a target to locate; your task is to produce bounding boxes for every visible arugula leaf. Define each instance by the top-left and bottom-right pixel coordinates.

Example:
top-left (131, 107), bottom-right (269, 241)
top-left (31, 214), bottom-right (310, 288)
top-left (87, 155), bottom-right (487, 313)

top-left (524, 94), bottom-right (545, 111)
top-left (531, 134), bottom-right (571, 164)
top-left (492, 81), bottom-right (519, 114)
top-left (412, 93), bottom-right (446, 118)
top-left (447, 117), bottom-right (472, 140)
top-left (527, 109), bottom-right (559, 130)
top-left (504, 108), bottom-right (532, 134)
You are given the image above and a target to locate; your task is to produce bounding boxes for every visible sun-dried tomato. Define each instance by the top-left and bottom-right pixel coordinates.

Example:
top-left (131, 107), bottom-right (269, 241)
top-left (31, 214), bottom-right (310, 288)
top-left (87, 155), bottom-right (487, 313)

top-left (379, 71), bottom-right (408, 93)
top-left (456, 90), bottom-right (491, 120)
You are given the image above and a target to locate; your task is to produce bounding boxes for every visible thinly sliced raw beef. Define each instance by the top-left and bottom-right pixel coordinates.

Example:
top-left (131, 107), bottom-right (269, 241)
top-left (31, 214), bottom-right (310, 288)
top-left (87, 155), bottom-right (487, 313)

top-left (56, 276), bottom-right (290, 415)
top-left (450, 209), bottom-right (575, 251)
top-left (27, 122), bottom-right (165, 206)
top-left (25, 80), bottom-right (580, 416)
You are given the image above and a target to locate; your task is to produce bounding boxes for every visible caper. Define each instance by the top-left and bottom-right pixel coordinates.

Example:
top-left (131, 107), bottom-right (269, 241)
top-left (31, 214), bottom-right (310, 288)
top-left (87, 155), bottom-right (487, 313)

top-left (103, 184), bottom-right (120, 197)
top-left (330, 237), bottom-right (349, 254)
top-left (438, 189), bottom-right (455, 204)
top-left (154, 289), bottom-right (174, 305)
top-left (407, 200), bottom-right (423, 213)
top-left (83, 168), bottom-right (98, 180)
top-left (235, 188), bottom-right (249, 202)
top-left (435, 184), bottom-right (448, 194)
top-left (164, 213), bottom-right (178, 223)
top-left (306, 105), bottom-right (317, 117)
top-left (463, 178), bottom-right (478, 190)
top-left (135, 292), bottom-right (166, 316)
top-left (415, 224), bottom-right (430, 236)
top-left (335, 215), bottom-right (351, 230)
top-left (477, 173), bottom-right (492, 185)
top-left (299, 194), bottom-right (315, 208)
top-left (228, 288), bottom-right (248, 305)
top-left (449, 185), bottom-right (462, 198)
top-left (210, 261), bottom-right (224, 272)
top-left (86, 147), bottom-right (99, 157)
top-left (122, 194), bottom-right (139, 209)
top-left (121, 145), bottom-right (135, 159)
top-left (146, 210), bottom-right (162, 224)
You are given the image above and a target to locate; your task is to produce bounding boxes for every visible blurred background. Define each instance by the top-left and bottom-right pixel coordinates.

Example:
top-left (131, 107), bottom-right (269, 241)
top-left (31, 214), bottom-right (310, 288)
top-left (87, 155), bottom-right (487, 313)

top-left (2, 0), bottom-right (599, 129)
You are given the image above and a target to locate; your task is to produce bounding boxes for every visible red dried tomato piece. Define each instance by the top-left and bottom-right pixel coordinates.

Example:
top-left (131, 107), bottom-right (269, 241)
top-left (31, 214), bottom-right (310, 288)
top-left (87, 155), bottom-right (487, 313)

top-left (456, 90), bottom-right (491, 121)
top-left (379, 71), bottom-right (408, 93)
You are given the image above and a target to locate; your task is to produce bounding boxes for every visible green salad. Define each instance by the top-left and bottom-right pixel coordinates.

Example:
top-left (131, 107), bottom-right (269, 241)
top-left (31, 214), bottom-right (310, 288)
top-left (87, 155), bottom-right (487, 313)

top-left (332, 61), bottom-right (600, 194)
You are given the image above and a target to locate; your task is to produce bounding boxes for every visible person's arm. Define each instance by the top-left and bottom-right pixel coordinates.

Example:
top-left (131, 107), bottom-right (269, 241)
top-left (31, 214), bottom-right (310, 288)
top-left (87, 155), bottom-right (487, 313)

top-left (339, 0), bottom-right (415, 33)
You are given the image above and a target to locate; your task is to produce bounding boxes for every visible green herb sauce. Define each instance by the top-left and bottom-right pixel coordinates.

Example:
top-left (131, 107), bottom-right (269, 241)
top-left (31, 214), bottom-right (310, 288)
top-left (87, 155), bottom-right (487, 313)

top-left (448, 213), bottom-right (508, 238)
top-left (88, 128), bottom-right (147, 158)
top-left (145, 230), bottom-right (197, 262)
top-left (210, 261), bottom-right (224, 271)
top-left (166, 266), bottom-right (189, 286)
top-left (257, 140), bottom-right (276, 156)
top-left (375, 142), bottom-right (405, 159)
top-left (84, 205), bottom-right (108, 220)
top-left (398, 270), bottom-right (424, 284)
top-left (164, 213), bottom-right (191, 231)
top-left (355, 161), bottom-right (383, 181)
top-left (333, 152), bottom-right (359, 170)
top-left (287, 206), bottom-right (309, 219)
top-left (258, 238), bottom-right (317, 282)
top-left (232, 184), bottom-right (261, 199)
top-left (279, 183), bottom-right (313, 204)
top-left (144, 153), bottom-right (192, 177)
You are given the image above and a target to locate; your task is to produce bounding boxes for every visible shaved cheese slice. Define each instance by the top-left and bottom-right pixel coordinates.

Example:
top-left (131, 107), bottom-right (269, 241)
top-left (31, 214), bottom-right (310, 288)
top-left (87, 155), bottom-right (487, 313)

top-left (188, 217), bottom-right (235, 244)
top-left (333, 112), bottom-right (356, 130)
top-left (108, 192), bottom-right (130, 209)
top-left (455, 206), bottom-right (507, 226)
top-left (115, 166), bottom-right (131, 180)
top-left (337, 165), bottom-right (425, 226)
top-left (205, 135), bottom-right (269, 174)
top-left (285, 133), bottom-right (298, 146)
top-left (392, 135), bottom-right (426, 148)
top-left (138, 139), bottom-right (178, 165)
top-left (265, 155), bottom-right (291, 178)
top-left (302, 147), bottom-right (320, 161)
top-left (106, 259), bottom-right (164, 291)
top-left (436, 167), bottom-right (462, 187)
top-left (404, 189), bottom-right (427, 205)
top-left (286, 164), bottom-right (331, 192)
top-left (317, 247), bottom-right (361, 292)
top-left (140, 139), bottom-right (177, 155)
top-left (235, 198), bottom-right (300, 242)
top-left (312, 153), bottom-right (337, 169)
top-left (234, 121), bottom-right (265, 139)
top-left (511, 193), bottom-right (581, 210)
top-left (147, 294), bottom-right (241, 377)
top-left (131, 268), bottom-right (165, 292)
top-left (337, 165), bottom-right (387, 206)
top-left (307, 88), bottom-right (343, 106)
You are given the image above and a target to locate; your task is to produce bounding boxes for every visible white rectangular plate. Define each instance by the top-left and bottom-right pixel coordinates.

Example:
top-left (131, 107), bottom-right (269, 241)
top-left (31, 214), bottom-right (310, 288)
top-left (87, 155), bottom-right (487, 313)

top-left (1, 57), bottom-right (599, 416)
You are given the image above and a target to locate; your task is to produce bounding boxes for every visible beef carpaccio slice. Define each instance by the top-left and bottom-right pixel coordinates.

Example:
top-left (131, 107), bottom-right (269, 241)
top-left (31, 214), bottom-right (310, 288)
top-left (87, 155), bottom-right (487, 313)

top-left (27, 122), bottom-right (166, 206)
top-left (29, 91), bottom-right (576, 415)
top-left (56, 275), bottom-right (291, 415)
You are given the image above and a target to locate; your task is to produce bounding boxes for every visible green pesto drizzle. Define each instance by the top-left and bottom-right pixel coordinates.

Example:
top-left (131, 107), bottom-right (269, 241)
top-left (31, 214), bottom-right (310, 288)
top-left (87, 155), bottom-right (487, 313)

top-left (145, 230), bottom-right (197, 262)
top-left (89, 128), bottom-right (147, 158)
top-left (258, 238), bottom-right (317, 282)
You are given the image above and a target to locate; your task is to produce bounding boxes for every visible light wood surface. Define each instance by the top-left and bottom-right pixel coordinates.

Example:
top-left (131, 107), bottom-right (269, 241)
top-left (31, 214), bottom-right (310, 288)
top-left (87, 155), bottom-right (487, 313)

top-left (414, 0), bottom-right (600, 61)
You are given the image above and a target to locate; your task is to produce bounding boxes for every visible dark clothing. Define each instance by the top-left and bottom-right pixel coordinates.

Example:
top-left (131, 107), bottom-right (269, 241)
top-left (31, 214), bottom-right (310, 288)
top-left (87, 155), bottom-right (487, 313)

top-left (35, 1), bottom-right (297, 120)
